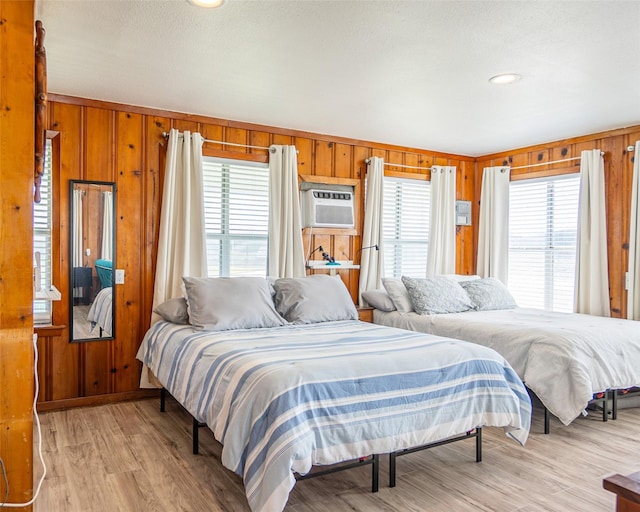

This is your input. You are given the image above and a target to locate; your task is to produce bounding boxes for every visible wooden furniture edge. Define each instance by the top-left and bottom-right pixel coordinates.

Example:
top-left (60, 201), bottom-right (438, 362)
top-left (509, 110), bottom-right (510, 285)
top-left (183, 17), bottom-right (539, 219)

top-left (37, 389), bottom-right (160, 412)
top-left (604, 472), bottom-right (640, 505)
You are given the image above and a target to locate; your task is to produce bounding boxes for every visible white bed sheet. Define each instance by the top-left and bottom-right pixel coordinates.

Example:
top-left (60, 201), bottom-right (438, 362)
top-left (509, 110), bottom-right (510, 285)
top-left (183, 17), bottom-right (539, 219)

top-left (374, 308), bottom-right (640, 425)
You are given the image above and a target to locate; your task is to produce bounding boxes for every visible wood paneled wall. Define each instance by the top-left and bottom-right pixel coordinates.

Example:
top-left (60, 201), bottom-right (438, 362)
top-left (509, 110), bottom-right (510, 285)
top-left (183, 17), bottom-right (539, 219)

top-left (476, 126), bottom-right (640, 318)
top-left (41, 94), bottom-right (475, 408)
top-left (0, 1), bottom-right (35, 510)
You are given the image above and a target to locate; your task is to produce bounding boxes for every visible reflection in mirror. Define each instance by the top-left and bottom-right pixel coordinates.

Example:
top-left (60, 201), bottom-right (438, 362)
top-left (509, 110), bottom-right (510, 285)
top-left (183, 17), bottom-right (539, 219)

top-left (70, 180), bottom-right (116, 342)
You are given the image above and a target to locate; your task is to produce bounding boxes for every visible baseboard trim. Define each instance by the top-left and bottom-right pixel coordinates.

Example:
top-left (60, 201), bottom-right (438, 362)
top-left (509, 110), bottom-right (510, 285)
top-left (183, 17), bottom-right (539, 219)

top-left (36, 389), bottom-right (160, 412)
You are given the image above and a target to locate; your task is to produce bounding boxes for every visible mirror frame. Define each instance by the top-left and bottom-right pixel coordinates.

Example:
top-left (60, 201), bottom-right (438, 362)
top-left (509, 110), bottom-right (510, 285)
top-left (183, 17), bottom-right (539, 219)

top-left (69, 180), bottom-right (116, 342)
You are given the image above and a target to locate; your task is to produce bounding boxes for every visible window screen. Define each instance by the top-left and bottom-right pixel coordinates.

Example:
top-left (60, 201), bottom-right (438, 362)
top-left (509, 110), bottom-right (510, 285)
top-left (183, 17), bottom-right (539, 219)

top-left (383, 176), bottom-right (430, 278)
top-left (202, 156), bottom-right (269, 277)
top-left (508, 174), bottom-right (580, 312)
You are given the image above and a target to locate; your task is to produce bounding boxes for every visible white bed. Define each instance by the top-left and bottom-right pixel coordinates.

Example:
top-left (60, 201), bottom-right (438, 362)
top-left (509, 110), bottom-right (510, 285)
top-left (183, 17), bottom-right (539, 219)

top-left (139, 275), bottom-right (531, 512)
top-left (373, 307), bottom-right (640, 426)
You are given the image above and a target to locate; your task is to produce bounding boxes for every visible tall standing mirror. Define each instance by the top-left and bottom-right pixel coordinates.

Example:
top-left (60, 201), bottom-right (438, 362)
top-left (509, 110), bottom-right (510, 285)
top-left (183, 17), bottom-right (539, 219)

top-left (70, 180), bottom-right (116, 342)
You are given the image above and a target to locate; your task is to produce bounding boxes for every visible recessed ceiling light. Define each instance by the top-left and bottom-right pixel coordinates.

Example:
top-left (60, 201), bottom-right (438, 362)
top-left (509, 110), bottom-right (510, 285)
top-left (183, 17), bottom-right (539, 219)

top-left (489, 73), bottom-right (521, 85)
top-left (188, 0), bottom-right (225, 7)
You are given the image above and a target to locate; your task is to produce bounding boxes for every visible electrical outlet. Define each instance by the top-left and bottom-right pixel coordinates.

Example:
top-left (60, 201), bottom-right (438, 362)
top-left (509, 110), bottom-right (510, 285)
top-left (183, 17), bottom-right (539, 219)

top-left (115, 269), bottom-right (125, 284)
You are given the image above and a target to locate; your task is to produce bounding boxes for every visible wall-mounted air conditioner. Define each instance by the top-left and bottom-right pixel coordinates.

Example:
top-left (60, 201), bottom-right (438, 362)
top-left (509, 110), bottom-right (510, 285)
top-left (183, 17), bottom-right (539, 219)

top-left (301, 189), bottom-right (355, 228)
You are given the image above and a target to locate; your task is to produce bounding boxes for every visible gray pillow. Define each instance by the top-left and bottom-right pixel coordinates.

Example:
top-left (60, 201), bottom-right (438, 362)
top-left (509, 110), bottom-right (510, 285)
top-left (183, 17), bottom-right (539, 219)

top-left (401, 275), bottom-right (475, 315)
top-left (361, 289), bottom-right (397, 312)
top-left (382, 277), bottom-right (414, 314)
top-left (273, 275), bottom-right (358, 324)
top-left (153, 297), bottom-right (189, 324)
top-left (460, 277), bottom-right (518, 311)
top-left (182, 276), bottom-right (285, 331)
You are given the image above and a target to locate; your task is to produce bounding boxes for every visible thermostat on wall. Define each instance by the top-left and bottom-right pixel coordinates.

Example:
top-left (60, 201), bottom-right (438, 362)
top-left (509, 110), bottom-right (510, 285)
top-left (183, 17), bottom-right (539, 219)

top-left (455, 200), bottom-right (472, 226)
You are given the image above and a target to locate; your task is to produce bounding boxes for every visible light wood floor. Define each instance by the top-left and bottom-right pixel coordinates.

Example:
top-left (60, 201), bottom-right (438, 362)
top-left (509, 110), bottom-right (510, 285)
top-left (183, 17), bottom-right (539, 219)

top-left (34, 397), bottom-right (640, 512)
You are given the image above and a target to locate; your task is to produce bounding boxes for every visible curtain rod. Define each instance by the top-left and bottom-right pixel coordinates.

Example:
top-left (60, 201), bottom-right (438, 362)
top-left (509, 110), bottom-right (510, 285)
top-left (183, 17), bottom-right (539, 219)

top-left (365, 158), bottom-right (433, 171)
top-left (509, 151), bottom-right (604, 170)
top-left (162, 131), bottom-right (271, 151)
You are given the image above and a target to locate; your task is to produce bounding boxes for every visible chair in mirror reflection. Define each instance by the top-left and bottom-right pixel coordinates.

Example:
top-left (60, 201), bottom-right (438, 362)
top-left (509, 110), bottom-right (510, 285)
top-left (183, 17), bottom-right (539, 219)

top-left (70, 180), bottom-right (116, 341)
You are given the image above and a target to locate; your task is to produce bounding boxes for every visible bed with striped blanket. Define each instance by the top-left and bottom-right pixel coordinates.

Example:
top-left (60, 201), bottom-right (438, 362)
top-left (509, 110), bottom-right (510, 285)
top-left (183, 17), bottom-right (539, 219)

top-left (87, 286), bottom-right (112, 336)
top-left (137, 319), bottom-right (531, 512)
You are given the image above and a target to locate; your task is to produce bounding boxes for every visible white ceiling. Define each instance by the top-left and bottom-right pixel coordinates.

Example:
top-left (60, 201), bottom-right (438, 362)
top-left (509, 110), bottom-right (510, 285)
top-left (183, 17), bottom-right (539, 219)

top-left (35, 0), bottom-right (640, 157)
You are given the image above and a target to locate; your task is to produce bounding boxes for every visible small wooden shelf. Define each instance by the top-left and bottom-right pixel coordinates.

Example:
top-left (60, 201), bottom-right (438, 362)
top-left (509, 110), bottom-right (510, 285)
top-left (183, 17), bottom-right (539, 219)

top-left (307, 260), bottom-right (359, 276)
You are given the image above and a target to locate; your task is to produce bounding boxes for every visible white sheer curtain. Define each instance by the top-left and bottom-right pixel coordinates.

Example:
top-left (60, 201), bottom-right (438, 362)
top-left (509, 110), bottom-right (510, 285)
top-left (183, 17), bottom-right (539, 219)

top-left (627, 141), bottom-right (640, 320)
top-left (151, 129), bottom-right (207, 318)
top-left (359, 157), bottom-right (385, 305)
top-left (72, 189), bottom-right (83, 267)
top-left (101, 191), bottom-right (113, 260)
top-left (268, 145), bottom-right (305, 278)
top-left (477, 166), bottom-right (510, 284)
top-left (427, 165), bottom-right (456, 275)
top-left (574, 149), bottom-right (610, 316)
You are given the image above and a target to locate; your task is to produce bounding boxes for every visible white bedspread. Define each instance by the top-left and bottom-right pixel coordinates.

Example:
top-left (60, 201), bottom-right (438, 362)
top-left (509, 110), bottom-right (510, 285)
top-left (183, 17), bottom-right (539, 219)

top-left (374, 308), bottom-right (640, 425)
top-left (137, 320), bottom-right (530, 512)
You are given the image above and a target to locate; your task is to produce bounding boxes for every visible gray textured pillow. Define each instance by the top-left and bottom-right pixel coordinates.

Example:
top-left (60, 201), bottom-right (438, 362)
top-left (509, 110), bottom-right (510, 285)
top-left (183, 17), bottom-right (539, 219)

top-left (382, 277), bottom-right (414, 314)
top-left (401, 275), bottom-right (475, 315)
top-left (460, 277), bottom-right (518, 311)
top-left (361, 289), bottom-right (397, 312)
top-left (273, 275), bottom-right (358, 324)
top-left (182, 277), bottom-right (285, 331)
top-left (153, 297), bottom-right (189, 324)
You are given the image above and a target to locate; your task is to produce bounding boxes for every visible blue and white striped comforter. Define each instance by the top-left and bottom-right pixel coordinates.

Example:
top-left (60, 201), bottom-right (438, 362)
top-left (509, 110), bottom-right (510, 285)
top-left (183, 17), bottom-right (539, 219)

top-left (137, 320), bottom-right (531, 512)
top-left (87, 286), bottom-right (112, 336)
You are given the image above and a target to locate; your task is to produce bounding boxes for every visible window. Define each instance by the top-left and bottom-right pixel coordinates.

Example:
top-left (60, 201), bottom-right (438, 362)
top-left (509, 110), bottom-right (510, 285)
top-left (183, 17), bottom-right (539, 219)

top-left (202, 156), bottom-right (269, 277)
top-left (382, 176), bottom-right (430, 278)
top-left (508, 174), bottom-right (580, 312)
top-left (34, 139), bottom-right (53, 323)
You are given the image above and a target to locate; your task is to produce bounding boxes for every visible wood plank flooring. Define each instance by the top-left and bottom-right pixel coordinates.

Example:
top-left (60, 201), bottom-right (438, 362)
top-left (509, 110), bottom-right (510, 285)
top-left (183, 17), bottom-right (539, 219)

top-left (34, 397), bottom-right (640, 511)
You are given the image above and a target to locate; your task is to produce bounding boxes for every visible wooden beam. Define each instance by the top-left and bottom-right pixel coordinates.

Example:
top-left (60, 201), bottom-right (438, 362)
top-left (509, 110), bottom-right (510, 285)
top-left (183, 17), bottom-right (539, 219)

top-left (0, 2), bottom-right (36, 511)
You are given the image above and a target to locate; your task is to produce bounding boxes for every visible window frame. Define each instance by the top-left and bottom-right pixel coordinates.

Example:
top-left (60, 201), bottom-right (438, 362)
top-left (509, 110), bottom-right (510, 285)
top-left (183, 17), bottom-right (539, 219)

top-left (508, 166), bottom-right (580, 312)
top-left (201, 149), bottom-right (270, 278)
top-left (382, 170), bottom-right (431, 278)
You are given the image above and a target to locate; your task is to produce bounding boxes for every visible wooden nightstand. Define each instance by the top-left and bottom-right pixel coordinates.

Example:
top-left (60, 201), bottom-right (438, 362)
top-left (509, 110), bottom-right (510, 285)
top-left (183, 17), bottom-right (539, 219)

top-left (357, 306), bottom-right (374, 323)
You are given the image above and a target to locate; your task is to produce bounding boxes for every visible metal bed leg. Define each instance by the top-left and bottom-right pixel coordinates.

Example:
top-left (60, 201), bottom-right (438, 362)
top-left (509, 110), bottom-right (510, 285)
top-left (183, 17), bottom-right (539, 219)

top-left (372, 454), bottom-right (379, 493)
top-left (388, 429), bottom-right (480, 487)
top-left (193, 418), bottom-right (200, 454)
top-left (389, 452), bottom-right (397, 488)
top-left (544, 406), bottom-right (550, 434)
top-left (160, 387), bottom-right (166, 412)
top-left (612, 389), bottom-right (618, 420)
top-left (602, 391), bottom-right (608, 422)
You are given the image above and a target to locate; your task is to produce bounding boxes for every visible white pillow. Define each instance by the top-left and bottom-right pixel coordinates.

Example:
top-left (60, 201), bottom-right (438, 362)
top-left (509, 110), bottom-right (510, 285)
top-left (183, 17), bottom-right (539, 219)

top-left (401, 275), bottom-right (475, 315)
top-left (182, 276), bottom-right (285, 331)
top-left (361, 289), bottom-right (396, 312)
top-left (273, 275), bottom-right (358, 324)
top-left (382, 277), bottom-right (414, 314)
top-left (153, 297), bottom-right (189, 324)
top-left (442, 274), bottom-right (481, 283)
top-left (459, 277), bottom-right (517, 311)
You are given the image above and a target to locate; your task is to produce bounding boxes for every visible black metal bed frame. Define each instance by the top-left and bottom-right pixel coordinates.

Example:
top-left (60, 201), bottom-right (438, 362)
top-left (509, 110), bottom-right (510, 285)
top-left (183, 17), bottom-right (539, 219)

top-left (388, 428), bottom-right (482, 488)
top-left (532, 387), bottom-right (640, 434)
top-left (160, 388), bottom-right (382, 491)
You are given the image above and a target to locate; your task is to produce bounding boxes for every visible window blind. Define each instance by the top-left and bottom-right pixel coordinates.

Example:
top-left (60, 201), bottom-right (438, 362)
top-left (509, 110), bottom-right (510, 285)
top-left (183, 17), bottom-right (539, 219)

top-left (203, 156), bottom-right (269, 277)
top-left (382, 176), bottom-right (430, 278)
top-left (508, 173), bottom-right (580, 312)
top-left (34, 139), bottom-right (53, 322)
